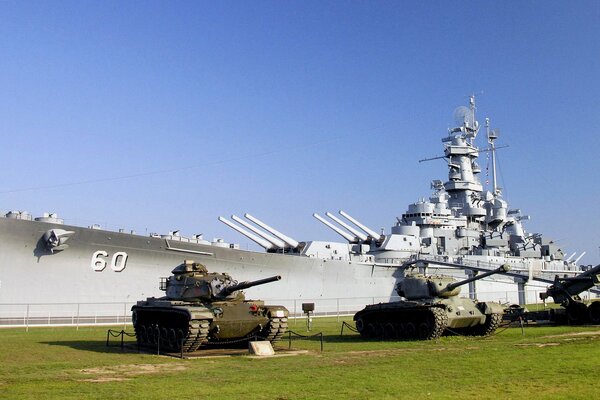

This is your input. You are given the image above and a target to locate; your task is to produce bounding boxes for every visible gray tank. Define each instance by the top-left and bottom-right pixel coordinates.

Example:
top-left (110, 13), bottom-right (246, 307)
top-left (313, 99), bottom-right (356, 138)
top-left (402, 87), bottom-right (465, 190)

top-left (131, 260), bottom-right (289, 352)
top-left (353, 264), bottom-right (510, 340)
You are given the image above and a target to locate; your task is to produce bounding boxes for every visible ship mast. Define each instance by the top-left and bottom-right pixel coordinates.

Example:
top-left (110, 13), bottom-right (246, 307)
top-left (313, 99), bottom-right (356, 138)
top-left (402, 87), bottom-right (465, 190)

top-left (486, 117), bottom-right (499, 196)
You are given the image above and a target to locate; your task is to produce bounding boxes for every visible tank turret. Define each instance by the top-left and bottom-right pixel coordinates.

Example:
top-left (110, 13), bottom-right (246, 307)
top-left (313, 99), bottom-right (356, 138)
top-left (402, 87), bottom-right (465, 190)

top-left (354, 264), bottom-right (510, 341)
top-left (397, 264), bottom-right (510, 300)
top-left (132, 260), bottom-right (289, 352)
top-left (164, 260), bottom-right (281, 301)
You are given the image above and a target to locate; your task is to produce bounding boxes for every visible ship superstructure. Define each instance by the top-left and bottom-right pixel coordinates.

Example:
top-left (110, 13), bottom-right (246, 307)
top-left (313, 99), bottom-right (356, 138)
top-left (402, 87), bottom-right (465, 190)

top-left (225, 97), bottom-right (579, 280)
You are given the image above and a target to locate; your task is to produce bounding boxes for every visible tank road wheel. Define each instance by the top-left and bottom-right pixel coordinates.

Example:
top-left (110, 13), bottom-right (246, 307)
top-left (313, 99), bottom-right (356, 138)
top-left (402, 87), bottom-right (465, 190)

top-left (147, 325), bottom-right (157, 345)
top-left (588, 302), bottom-right (600, 324)
top-left (383, 323), bottom-right (396, 339)
top-left (138, 325), bottom-right (148, 345)
top-left (355, 317), bottom-right (367, 337)
top-left (566, 303), bottom-right (589, 325)
top-left (176, 329), bottom-right (186, 348)
top-left (396, 323), bottom-right (406, 339)
top-left (417, 322), bottom-right (431, 340)
top-left (404, 322), bottom-right (417, 340)
top-left (167, 328), bottom-right (178, 351)
top-left (366, 323), bottom-right (382, 339)
top-left (160, 327), bottom-right (169, 348)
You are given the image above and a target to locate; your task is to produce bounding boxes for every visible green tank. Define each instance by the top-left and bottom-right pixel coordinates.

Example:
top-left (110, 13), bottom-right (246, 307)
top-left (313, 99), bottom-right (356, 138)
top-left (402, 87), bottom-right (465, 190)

top-left (354, 264), bottom-right (510, 340)
top-left (132, 260), bottom-right (289, 352)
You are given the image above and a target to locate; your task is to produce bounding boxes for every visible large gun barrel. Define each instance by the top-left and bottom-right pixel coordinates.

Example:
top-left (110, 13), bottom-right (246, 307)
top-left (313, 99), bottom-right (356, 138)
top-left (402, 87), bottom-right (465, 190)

top-left (577, 263), bottom-right (600, 279)
top-left (220, 275), bottom-right (282, 296)
top-left (540, 263), bottom-right (600, 303)
top-left (444, 264), bottom-right (511, 293)
top-left (339, 210), bottom-right (381, 240)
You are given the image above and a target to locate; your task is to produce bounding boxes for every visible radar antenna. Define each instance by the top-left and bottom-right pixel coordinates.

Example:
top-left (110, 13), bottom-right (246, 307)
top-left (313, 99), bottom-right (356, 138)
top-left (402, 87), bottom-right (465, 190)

top-left (449, 95), bottom-right (480, 142)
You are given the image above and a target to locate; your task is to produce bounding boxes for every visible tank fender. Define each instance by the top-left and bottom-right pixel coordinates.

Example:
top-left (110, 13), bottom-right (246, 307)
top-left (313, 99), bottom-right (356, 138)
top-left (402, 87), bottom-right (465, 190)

top-left (476, 301), bottom-right (505, 315)
top-left (188, 309), bottom-right (214, 320)
top-left (263, 305), bottom-right (289, 318)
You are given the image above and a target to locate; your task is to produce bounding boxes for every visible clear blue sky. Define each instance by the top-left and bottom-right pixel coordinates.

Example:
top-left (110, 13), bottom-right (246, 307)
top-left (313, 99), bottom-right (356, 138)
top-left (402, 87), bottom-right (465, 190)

top-left (1, 1), bottom-right (599, 264)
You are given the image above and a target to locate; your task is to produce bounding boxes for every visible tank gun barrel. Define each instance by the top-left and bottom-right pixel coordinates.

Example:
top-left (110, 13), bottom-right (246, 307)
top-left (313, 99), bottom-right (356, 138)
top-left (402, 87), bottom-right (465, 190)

top-left (444, 264), bottom-right (511, 293)
top-left (220, 275), bottom-right (282, 296)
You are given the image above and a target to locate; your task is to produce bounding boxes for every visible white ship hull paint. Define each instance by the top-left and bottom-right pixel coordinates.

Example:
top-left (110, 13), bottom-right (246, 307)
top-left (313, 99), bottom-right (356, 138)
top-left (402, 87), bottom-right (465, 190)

top-left (0, 216), bottom-right (549, 317)
top-left (0, 218), bottom-right (403, 305)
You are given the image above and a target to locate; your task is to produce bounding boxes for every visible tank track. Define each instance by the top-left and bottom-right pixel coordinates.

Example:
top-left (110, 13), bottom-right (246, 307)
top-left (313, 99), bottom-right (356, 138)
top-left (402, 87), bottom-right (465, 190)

top-left (132, 307), bottom-right (211, 352)
top-left (181, 319), bottom-right (211, 352)
top-left (260, 316), bottom-right (289, 342)
top-left (462, 312), bottom-right (503, 336)
top-left (355, 306), bottom-right (448, 341)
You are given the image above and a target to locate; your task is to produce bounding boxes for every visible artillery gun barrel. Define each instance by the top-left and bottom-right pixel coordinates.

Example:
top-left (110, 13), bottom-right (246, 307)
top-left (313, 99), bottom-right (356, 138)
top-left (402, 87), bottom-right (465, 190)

top-left (540, 263), bottom-right (600, 302)
top-left (577, 263), bottom-right (600, 278)
top-left (220, 275), bottom-right (282, 296)
top-left (445, 264), bottom-right (510, 292)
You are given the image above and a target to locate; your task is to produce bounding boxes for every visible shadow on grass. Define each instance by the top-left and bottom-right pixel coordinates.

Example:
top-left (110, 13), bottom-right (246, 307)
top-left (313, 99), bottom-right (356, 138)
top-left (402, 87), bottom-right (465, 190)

top-left (282, 331), bottom-right (368, 344)
top-left (41, 340), bottom-right (138, 354)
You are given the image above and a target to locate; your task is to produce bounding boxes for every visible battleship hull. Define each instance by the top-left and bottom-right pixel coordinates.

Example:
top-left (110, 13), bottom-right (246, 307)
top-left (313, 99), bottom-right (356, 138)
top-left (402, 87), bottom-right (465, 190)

top-left (0, 217), bottom-right (402, 307)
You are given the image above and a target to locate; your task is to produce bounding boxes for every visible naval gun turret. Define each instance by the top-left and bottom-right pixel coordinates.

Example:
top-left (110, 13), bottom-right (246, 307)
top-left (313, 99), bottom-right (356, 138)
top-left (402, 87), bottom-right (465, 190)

top-left (539, 263), bottom-right (600, 324)
top-left (353, 264), bottom-right (510, 340)
top-left (132, 260), bottom-right (289, 352)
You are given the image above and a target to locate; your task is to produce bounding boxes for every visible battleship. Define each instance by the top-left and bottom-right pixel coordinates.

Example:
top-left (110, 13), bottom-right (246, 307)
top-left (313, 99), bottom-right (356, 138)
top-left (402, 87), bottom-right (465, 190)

top-left (0, 97), bottom-right (591, 325)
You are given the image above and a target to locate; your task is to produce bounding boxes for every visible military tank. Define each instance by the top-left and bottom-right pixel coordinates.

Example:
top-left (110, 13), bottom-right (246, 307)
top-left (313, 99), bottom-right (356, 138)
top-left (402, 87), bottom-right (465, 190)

top-left (353, 264), bottom-right (510, 340)
top-left (131, 260), bottom-right (289, 352)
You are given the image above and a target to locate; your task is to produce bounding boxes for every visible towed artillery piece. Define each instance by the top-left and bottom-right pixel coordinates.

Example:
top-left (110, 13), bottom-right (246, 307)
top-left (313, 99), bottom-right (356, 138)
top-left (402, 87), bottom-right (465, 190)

top-left (539, 263), bottom-right (600, 324)
top-left (354, 264), bottom-right (510, 340)
top-left (132, 260), bottom-right (289, 352)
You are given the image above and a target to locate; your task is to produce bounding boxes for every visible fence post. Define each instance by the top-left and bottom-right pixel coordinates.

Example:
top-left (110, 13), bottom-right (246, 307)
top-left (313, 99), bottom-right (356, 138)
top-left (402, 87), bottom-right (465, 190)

top-left (293, 299), bottom-right (297, 326)
top-left (76, 303), bottom-right (80, 331)
top-left (337, 298), bottom-right (340, 322)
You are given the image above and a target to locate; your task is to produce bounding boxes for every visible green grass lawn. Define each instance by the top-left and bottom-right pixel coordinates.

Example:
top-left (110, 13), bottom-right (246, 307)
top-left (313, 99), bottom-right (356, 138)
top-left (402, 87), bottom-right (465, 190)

top-left (1, 318), bottom-right (599, 399)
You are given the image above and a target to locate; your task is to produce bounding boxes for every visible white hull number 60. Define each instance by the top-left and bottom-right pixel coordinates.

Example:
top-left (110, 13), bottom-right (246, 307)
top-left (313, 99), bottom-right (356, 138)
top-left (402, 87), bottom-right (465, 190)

top-left (91, 251), bottom-right (129, 272)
